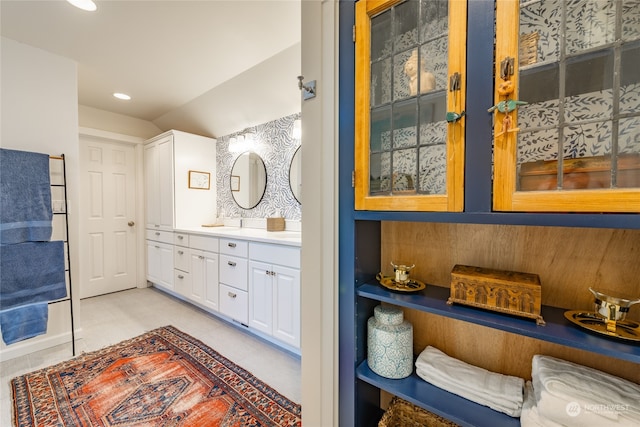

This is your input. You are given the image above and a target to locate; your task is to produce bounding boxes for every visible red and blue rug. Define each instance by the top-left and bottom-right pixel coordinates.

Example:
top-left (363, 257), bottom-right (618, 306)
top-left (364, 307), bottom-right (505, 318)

top-left (11, 326), bottom-right (301, 426)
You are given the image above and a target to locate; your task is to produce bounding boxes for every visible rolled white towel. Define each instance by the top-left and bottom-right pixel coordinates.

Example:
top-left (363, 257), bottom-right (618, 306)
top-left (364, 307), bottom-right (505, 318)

top-left (415, 345), bottom-right (524, 417)
top-left (521, 381), bottom-right (565, 427)
top-left (532, 355), bottom-right (640, 426)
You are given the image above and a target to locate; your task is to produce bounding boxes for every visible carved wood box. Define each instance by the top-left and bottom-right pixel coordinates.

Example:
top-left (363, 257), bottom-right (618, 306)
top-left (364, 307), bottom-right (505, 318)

top-left (448, 264), bottom-right (545, 325)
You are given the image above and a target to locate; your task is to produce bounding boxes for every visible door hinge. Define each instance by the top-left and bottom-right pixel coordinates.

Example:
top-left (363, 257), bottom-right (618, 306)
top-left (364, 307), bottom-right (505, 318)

top-left (353, 25), bottom-right (356, 43)
top-left (352, 170), bottom-right (355, 188)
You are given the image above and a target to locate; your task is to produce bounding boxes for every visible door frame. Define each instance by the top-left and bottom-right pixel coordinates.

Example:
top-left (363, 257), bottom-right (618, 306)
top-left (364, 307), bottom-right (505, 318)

top-left (79, 127), bottom-right (147, 295)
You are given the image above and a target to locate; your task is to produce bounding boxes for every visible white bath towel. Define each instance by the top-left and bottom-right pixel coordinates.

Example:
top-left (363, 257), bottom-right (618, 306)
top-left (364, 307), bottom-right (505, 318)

top-left (415, 345), bottom-right (524, 417)
top-left (520, 381), bottom-right (565, 427)
top-left (532, 355), bottom-right (640, 426)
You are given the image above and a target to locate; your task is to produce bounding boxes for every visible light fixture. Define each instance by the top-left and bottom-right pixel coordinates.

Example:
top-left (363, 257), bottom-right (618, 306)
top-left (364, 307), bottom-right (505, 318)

top-left (229, 135), bottom-right (245, 153)
top-left (113, 92), bottom-right (131, 100)
top-left (292, 119), bottom-right (302, 140)
top-left (66, 0), bottom-right (97, 12)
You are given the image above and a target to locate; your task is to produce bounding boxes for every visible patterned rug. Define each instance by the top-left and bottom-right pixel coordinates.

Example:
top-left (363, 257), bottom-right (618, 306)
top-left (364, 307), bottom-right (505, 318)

top-left (11, 325), bottom-right (301, 426)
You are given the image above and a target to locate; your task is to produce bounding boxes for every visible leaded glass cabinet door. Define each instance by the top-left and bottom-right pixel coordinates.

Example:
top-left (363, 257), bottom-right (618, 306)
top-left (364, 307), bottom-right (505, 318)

top-left (355, 0), bottom-right (466, 211)
top-left (493, 0), bottom-right (640, 212)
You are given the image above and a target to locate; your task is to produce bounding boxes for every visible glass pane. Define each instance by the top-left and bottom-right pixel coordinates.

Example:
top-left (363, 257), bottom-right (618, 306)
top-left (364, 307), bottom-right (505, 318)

top-left (420, 41), bottom-right (445, 92)
top-left (370, 152), bottom-right (391, 194)
top-left (371, 58), bottom-right (392, 106)
top-left (393, 100), bottom-right (417, 149)
top-left (419, 145), bottom-right (446, 194)
top-left (517, 0), bottom-right (640, 191)
top-left (394, 1), bottom-right (419, 52)
top-left (392, 148), bottom-right (417, 193)
top-left (394, 49), bottom-right (416, 100)
top-left (371, 107), bottom-right (392, 153)
top-left (420, 0), bottom-right (448, 42)
top-left (566, 0), bottom-right (615, 54)
top-left (371, 10), bottom-right (392, 61)
top-left (622, 0), bottom-right (640, 42)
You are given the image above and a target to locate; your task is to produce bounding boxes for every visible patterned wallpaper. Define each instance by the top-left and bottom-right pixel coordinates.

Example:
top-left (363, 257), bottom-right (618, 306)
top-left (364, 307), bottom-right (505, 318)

top-left (216, 113), bottom-right (301, 221)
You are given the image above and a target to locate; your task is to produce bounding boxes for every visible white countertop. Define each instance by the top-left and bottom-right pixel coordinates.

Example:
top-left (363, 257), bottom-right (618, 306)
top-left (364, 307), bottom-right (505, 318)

top-left (175, 226), bottom-right (301, 247)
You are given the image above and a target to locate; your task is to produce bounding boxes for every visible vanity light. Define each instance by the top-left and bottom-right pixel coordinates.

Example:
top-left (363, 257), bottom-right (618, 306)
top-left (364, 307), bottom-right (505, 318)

top-left (113, 92), bottom-right (131, 100)
top-left (292, 119), bottom-right (302, 140)
top-left (66, 0), bottom-right (97, 11)
top-left (229, 135), bottom-right (245, 153)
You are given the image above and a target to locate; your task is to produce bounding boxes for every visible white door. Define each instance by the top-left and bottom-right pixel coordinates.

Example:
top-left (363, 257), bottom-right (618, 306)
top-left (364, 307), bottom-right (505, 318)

top-left (80, 138), bottom-right (138, 298)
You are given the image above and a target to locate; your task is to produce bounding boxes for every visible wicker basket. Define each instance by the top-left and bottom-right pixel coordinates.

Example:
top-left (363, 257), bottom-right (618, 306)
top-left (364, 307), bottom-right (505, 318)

top-left (378, 397), bottom-right (459, 427)
top-left (519, 31), bottom-right (539, 66)
top-left (266, 217), bottom-right (285, 232)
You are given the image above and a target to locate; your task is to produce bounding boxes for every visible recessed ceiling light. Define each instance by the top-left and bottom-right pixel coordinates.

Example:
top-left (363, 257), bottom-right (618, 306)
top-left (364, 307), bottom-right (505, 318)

top-left (66, 0), bottom-right (97, 12)
top-left (113, 93), bottom-right (131, 100)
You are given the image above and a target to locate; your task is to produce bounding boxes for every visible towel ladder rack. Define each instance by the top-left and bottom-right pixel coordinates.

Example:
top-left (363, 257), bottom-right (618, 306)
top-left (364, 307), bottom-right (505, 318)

top-left (48, 154), bottom-right (75, 356)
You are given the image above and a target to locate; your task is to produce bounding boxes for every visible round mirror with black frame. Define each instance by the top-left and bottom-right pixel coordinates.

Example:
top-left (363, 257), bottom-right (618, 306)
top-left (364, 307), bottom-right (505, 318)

top-left (230, 151), bottom-right (267, 210)
top-left (289, 146), bottom-right (302, 204)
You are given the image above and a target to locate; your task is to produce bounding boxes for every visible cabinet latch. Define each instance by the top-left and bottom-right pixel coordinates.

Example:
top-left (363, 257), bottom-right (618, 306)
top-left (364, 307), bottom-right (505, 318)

top-left (500, 57), bottom-right (515, 80)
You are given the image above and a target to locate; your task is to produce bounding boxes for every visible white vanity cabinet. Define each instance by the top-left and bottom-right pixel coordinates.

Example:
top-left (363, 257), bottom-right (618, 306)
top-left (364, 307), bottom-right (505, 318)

top-left (218, 239), bottom-right (249, 324)
top-left (189, 235), bottom-right (219, 311)
top-left (248, 242), bottom-right (301, 349)
top-left (144, 135), bottom-right (174, 231)
top-left (146, 229), bottom-right (174, 291)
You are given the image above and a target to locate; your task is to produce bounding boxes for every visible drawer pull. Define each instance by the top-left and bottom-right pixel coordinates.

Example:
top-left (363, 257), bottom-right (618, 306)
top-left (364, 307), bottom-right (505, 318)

top-left (228, 242), bottom-right (237, 248)
top-left (178, 250), bottom-right (184, 255)
top-left (228, 261), bottom-right (237, 267)
top-left (155, 245), bottom-right (160, 249)
top-left (178, 235), bottom-right (184, 239)
top-left (199, 255), bottom-right (205, 260)
top-left (178, 274), bottom-right (184, 279)
top-left (228, 291), bottom-right (237, 298)
top-left (155, 232), bottom-right (160, 236)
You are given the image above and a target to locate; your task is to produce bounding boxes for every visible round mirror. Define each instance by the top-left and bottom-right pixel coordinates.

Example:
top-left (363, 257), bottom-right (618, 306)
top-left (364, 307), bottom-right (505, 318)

top-left (289, 147), bottom-right (302, 204)
top-left (230, 151), bottom-right (267, 209)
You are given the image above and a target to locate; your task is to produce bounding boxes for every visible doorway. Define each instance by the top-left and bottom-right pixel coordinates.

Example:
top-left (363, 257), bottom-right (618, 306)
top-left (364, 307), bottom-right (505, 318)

top-left (79, 135), bottom-right (139, 298)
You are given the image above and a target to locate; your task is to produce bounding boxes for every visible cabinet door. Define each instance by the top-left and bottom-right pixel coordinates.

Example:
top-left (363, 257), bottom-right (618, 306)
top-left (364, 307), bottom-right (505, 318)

top-left (144, 144), bottom-right (159, 228)
top-left (493, 0), bottom-right (640, 212)
top-left (248, 261), bottom-right (273, 335)
top-left (191, 249), bottom-right (218, 309)
top-left (146, 240), bottom-right (174, 290)
top-left (272, 265), bottom-right (300, 348)
top-left (354, 0), bottom-right (467, 211)
top-left (156, 136), bottom-right (175, 228)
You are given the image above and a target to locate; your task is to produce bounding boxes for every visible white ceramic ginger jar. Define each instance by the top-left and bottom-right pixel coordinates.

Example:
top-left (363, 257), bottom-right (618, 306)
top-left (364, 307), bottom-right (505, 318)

top-left (367, 305), bottom-right (413, 379)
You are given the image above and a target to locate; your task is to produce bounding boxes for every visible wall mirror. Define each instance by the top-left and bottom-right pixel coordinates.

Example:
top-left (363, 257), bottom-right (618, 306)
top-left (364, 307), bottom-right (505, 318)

top-left (289, 146), bottom-right (302, 204)
top-left (230, 151), bottom-right (267, 209)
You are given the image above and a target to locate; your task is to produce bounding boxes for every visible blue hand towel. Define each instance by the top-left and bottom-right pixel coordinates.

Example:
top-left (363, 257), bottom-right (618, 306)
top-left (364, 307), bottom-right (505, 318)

top-left (0, 148), bottom-right (52, 244)
top-left (0, 302), bottom-right (49, 345)
top-left (0, 241), bottom-right (67, 310)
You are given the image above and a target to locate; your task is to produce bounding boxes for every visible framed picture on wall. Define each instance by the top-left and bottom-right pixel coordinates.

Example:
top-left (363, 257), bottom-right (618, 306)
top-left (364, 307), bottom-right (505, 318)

top-left (188, 170), bottom-right (210, 190)
top-left (231, 175), bottom-right (240, 192)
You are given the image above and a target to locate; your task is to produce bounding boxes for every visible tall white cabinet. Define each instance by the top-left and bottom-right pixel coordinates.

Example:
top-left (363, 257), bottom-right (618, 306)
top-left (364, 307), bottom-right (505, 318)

top-left (144, 130), bottom-right (216, 289)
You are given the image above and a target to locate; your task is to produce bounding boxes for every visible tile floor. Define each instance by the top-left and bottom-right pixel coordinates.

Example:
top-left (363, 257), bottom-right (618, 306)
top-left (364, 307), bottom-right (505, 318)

top-left (0, 287), bottom-right (301, 426)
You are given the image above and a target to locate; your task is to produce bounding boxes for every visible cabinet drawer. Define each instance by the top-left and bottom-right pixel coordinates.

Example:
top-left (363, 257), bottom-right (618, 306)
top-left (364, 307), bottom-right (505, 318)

top-left (174, 246), bottom-right (190, 272)
top-left (219, 255), bottom-right (248, 291)
top-left (220, 238), bottom-right (248, 257)
top-left (219, 284), bottom-right (248, 324)
top-left (146, 229), bottom-right (173, 244)
top-left (173, 270), bottom-right (191, 297)
top-left (190, 234), bottom-right (219, 252)
top-left (249, 242), bottom-right (300, 269)
top-left (174, 232), bottom-right (189, 247)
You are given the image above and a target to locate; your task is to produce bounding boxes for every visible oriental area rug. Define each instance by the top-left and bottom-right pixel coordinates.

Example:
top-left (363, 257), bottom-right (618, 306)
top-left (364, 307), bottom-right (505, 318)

top-left (11, 325), bottom-right (301, 427)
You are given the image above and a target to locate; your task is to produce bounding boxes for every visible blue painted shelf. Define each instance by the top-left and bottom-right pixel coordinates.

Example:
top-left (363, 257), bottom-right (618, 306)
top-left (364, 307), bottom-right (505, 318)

top-left (356, 361), bottom-right (520, 427)
top-left (357, 283), bottom-right (640, 363)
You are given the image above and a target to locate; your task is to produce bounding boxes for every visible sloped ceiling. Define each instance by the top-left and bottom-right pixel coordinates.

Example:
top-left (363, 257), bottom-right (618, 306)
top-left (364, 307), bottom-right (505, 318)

top-left (0, 0), bottom-right (301, 137)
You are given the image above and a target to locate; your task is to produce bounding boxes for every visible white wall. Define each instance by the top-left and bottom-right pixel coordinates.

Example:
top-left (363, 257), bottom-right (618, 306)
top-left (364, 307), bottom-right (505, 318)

top-left (0, 37), bottom-right (80, 359)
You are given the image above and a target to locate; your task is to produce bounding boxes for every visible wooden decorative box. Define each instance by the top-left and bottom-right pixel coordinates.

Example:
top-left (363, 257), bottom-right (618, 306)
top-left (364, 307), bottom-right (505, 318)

top-left (266, 217), bottom-right (285, 232)
top-left (448, 265), bottom-right (545, 325)
top-left (519, 154), bottom-right (640, 191)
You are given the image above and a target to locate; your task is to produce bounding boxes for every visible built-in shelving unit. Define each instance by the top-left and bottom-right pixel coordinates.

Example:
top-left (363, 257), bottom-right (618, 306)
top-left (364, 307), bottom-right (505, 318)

top-left (358, 283), bottom-right (640, 363)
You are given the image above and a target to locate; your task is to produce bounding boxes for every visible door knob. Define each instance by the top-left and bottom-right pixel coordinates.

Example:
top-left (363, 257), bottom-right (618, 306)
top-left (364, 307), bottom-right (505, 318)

top-left (128, 221), bottom-right (135, 226)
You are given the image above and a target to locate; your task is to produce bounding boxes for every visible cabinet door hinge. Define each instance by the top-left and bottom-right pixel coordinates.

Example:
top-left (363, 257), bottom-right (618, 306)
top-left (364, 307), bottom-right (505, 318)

top-left (352, 170), bottom-right (355, 188)
top-left (353, 25), bottom-right (356, 43)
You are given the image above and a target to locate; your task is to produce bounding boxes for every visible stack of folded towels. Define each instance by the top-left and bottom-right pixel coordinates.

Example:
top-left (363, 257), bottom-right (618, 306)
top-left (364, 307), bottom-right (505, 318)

top-left (522, 354), bottom-right (640, 427)
top-left (415, 345), bottom-right (525, 417)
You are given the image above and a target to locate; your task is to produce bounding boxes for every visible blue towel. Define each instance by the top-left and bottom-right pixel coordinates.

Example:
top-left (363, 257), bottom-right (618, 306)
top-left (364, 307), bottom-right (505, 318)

top-left (0, 241), bottom-right (67, 310)
top-left (0, 148), bottom-right (52, 244)
top-left (0, 302), bottom-right (49, 345)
